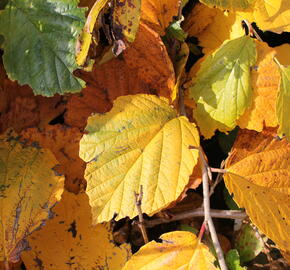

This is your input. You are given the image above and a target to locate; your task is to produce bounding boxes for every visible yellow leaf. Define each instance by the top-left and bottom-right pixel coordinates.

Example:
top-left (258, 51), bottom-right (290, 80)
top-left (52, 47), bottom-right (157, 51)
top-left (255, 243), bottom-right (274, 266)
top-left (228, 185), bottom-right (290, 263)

top-left (113, 0), bottom-right (141, 42)
top-left (0, 131), bottom-right (64, 263)
top-left (183, 3), bottom-right (218, 38)
top-left (237, 41), bottom-right (279, 131)
top-left (141, 0), bottom-right (179, 35)
top-left (79, 94), bottom-right (200, 223)
top-left (172, 42), bottom-right (189, 103)
top-left (276, 63), bottom-right (290, 140)
top-left (21, 191), bottom-right (131, 270)
top-left (253, 0), bottom-right (290, 33)
top-left (224, 129), bottom-right (290, 257)
top-left (122, 231), bottom-right (218, 270)
top-left (196, 8), bottom-right (254, 54)
top-left (76, 0), bottom-right (109, 66)
top-left (20, 125), bottom-right (85, 194)
top-left (200, 0), bottom-right (254, 11)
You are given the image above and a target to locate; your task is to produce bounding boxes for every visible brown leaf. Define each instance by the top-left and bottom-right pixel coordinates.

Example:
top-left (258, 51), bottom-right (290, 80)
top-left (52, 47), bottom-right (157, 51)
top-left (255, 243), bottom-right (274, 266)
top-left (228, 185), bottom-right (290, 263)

top-left (20, 125), bottom-right (85, 193)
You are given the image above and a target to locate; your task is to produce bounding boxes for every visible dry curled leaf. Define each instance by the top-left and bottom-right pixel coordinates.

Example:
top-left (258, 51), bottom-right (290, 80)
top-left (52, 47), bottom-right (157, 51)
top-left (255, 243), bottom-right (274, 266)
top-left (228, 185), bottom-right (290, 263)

top-left (21, 191), bottom-right (131, 270)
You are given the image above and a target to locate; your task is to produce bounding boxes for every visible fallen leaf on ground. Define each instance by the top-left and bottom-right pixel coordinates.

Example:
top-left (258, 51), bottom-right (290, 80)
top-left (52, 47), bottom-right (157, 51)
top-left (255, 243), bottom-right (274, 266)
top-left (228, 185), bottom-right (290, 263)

top-left (0, 130), bottom-right (64, 263)
top-left (79, 94), bottom-right (200, 223)
top-left (21, 191), bottom-right (131, 270)
top-left (20, 125), bottom-right (85, 194)
top-left (123, 231), bottom-right (218, 269)
top-left (224, 129), bottom-right (290, 258)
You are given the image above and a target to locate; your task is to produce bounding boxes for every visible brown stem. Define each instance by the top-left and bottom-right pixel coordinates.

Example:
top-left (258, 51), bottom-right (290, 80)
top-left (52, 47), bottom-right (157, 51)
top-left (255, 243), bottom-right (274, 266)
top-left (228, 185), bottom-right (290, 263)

top-left (134, 186), bottom-right (149, 244)
top-left (210, 168), bottom-right (227, 174)
top-left (144, 209), bottom-right (247, 228)
top-left (199, 148), bottom-right (228, 270)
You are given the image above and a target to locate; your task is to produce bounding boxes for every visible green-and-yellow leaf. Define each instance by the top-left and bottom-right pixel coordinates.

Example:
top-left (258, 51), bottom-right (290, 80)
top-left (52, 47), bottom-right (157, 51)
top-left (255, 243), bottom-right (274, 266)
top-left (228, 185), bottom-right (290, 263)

top-left (0, 131), bottom-right (64, 263)
top-left (276, 64), bottom-right (290, 140)
top-left (79, 94), bottom-right (200, 223)
top-left (122, 231), bottom-right (218, 270)
top-left (189, 36), bottom-right (256, 138)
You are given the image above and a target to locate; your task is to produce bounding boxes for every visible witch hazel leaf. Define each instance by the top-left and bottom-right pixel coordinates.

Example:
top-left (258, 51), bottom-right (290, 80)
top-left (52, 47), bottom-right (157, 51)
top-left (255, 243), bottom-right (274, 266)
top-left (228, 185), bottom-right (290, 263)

top-left (21, 192), bottom-right (131, 270)
top-left (0, 0), bottom-right (86, 96)
top-left (276, 64), bottom-right (290, 140)
top-left (224, 129), bottom-right (290, 259)
top-left (189, 36), bottom-right (256, 138)
top-left (122, 231), bottom-right (218, 270)
top-left (79, 94), bottom-right (200, 223)
top-left (0, 130), bottom-right (64, 263)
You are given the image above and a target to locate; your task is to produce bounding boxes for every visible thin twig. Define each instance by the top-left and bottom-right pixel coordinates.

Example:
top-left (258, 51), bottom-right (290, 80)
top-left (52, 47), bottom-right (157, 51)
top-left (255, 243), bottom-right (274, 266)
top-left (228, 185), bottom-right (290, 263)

top-left (242, 19), bottom-right (263, 42)
top-left (134, 186), bottom-right (149, 244)
top-left (209, 161), bottom-right (226, 197)
top-left (144, 209), bottom-right (246, 228)
top-left (199, 148), bottom-right (228, 270)
top-left (210, 168), bottom-right (227, 174)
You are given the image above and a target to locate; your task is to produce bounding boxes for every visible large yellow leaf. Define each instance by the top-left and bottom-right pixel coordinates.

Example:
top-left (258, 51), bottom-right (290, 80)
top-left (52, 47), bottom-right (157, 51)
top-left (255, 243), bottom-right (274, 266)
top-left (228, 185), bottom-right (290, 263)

top-left (237, 41), bottom-right (279, 131)
top-left (122, 231), bottom-right (218, 270)
top-left (224, 129), bottom-right (290, 257)
top-left (79, 94), bottom-right (200, 223)
top-left (276, 64), bottom-right (290, 140)
top-left (253, 0), bottom-right (290, 33)
top-left (141, 0), bottom-right (179, 35)
top-left (0, 131), bottom-right (64, 263)
top-left (189, 36), bottom-right (256, 138)
top-left (21, 191), bottom-right (131, 269)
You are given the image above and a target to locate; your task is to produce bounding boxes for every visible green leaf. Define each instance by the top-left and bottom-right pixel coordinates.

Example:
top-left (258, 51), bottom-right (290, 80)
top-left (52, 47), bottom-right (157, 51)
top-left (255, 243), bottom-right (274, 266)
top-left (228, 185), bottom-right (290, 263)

top-left (235, 224), bottom-right (264, 263)
top-left (166, 20), bottom-right (188, 42)
top-left (200, 0), bottom-right (255, 11)
top-left (276, 64), bottom-right (290, 140)
top-left (0, 0), bottom-right (86, 96)
top-left (113, 0), bottom-right (141, 43)
top-left (189, 36), bottom-right (256, 138)
top-left (225, 249), bottom-right (246, 270)
top-left (79, 94), bottom-right (200, 223)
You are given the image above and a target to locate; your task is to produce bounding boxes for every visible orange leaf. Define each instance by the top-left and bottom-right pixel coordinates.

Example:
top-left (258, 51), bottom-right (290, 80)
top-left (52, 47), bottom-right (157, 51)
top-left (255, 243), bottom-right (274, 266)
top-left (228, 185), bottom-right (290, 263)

top-left (20, 125), bottom-right (85, 193)
top-left (237, 41), bottom-right (279, 131)
top-left (141, 0), bottom-right (179, 35)
top-left (224, 129), bottom-right (290, 258)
